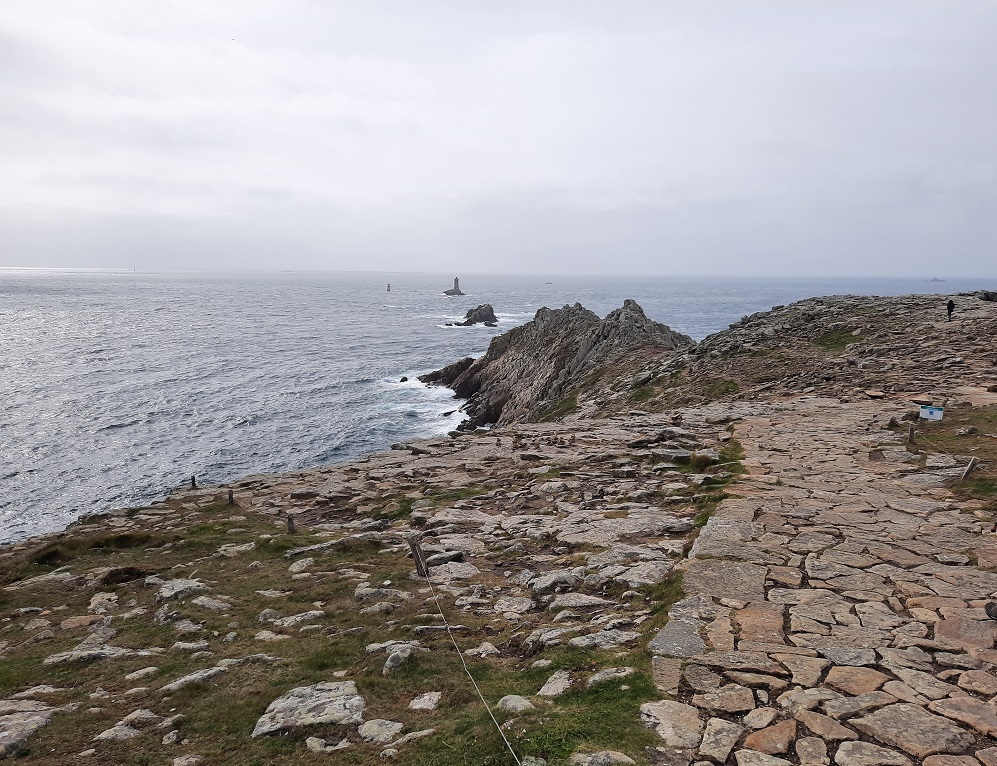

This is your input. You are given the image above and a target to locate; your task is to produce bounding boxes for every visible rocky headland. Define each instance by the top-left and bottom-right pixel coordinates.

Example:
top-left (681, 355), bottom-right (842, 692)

top-left (421, 299), bottom-right (694, 429)
top-left (2, 291), bottom-right (997, 766)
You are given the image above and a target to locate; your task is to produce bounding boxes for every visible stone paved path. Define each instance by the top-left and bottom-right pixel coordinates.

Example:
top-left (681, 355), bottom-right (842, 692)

top-left (648, 396), bottom-right (997, 766)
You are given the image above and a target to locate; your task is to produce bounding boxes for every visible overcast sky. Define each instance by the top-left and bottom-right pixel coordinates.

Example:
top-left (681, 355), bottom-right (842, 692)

top-left (1, 2), bottom-right (996, 276)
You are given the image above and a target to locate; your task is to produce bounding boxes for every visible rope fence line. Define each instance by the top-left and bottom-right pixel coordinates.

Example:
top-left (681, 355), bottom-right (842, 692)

top-left (410, 536), bottom-right (524, 766)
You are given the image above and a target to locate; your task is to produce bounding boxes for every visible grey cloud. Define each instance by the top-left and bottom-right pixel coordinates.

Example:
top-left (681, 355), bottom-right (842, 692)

top-left (1, 1), bottom-right (996, 275)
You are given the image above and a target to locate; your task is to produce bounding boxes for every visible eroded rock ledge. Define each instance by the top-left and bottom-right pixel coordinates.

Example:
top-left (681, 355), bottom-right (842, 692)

top-left (421, 299), bottom-right (693, 429)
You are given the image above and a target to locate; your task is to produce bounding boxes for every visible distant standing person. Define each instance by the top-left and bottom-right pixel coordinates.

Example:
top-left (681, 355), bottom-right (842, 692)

top-left (947, 299), bottom-right (955, 321)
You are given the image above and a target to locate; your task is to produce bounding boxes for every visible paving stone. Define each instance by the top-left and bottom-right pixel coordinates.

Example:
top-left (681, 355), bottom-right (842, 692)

top-left (692, 684), bottom-right (756, 714)
top-left (736, 603), bottom-right (786, 645)
top-left (815, 648), bottom-right (877, 666)
top-left (888, 668), bottom-right (960, 700)
top-left (652, 656), bottom-right (682, 695)
top-left (772, 655), bottom-right (828, 686)
top-left (957, 669), bottom-right (997, 695)
top-left (698, 717), bottom-right (745, 764)
top-left (640, 700), bottom-right (703, 748)
top-left (724, 672), bottom-right (788, 691)
top-left (928, 696), bottom-right (997, 738)
top-left (821, 692), bottom-right (896, 720)
top-left (777, 688), bottom-right (842, 714)
top-left (834, 741), bottom-right (913, 766)
top-left (934, 617), bottom-right (996, 650)
top-left (879, 681), bottom-right (928, 705)
top-left (684, 560), bottom-right (767, 602)
top-left (733, 750), bottom-right (792, 766)
top-left (684, 664), bottom-right (723, 692)
top-left (690, 652), bottom-right (787, 676)
top-left (794, 710), bottom-right (858, 741)
top-left (922, 758), bottom-right (983, 766)
top-left (741, 719), bottom-right (795, 755)
top-left (850, 703), bottom-right (975, 758)
top-left (795, 737), bottom-right (828, 765)
top-left (649, 619), bottom-right (706, 657)
top-left (824, 666), bottom-right (889, 695)
top-left (935, 652), bottom-right (983, 670)
top-left (743, 708), bottom-right (778, 729)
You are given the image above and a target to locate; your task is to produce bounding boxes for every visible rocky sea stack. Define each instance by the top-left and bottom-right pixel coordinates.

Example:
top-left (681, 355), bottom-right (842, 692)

top-left (420, 299), bottom-right (693, 429)
top-left (444, 304), bottom-right (498, 327)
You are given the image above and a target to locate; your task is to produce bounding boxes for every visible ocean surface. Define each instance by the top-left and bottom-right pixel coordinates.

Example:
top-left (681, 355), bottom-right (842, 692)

top-left (1, 269), bottom-right (991, 544)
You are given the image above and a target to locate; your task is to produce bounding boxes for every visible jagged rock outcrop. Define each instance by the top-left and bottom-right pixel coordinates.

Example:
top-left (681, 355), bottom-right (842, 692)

top-left (421, 300), bottom-right (693, 428)
top-left (445, 304), bottom-right (498, 327)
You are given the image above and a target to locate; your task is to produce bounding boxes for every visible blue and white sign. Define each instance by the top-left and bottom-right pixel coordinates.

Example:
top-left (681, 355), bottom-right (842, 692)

top-left (919, 406), bottom-right (944, 421)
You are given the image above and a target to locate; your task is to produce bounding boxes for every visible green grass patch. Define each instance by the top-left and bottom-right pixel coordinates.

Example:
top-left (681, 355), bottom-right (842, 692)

top-left (539, 391), bottom-right (578, 422)
top-left (813, 328), bottom-right (860, 352)
top-left (702, 379), bottom-right (740, 399)
top-left (373, 495), bottom-right (415, 520)
top-left (643, 571), bottom-right (685, 618)
top-left (28, 531), bottom-right (156, 567)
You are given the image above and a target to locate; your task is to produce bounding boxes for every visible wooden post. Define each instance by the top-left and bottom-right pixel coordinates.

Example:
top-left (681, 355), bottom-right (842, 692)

top-left (227, 489), bottom-right (234, 505)
top-left (962, 457), bottom-right (979, 481)
top-left (406, 533), bottom-right (427, 578)
top-left (907, 425), bottom-right (915, 445)
top-left (287, 514), bottom-right (295, 534)
top-left (190, 475), bottom-right (197, 489)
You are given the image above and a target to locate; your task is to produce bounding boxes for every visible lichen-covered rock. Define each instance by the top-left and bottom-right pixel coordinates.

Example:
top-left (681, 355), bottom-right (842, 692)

top-left (252, 681), bottom-right (366, 737)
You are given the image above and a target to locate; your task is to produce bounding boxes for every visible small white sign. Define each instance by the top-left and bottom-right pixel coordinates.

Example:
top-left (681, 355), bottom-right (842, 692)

top-left (920, 405), bottom-right (944, 421)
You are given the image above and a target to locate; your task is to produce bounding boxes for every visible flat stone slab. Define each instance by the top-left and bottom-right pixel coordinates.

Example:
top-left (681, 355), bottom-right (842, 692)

top-left (640, 700), bottom-right (703, 748)
top-left (549, 594), bottom-right (613, 611)
top-left (851, 703), bottom-right (975, 758)
top-left (700, 717), bottom-right (745, 763)
top-left (494, 596), bottom-right (534, 614)
top-left (824, 667), bottom-right (889, 696)
top-left (160, 666), bottom-right (228, 693)
top-left (834, 741), bottom-right (913, 766)
top-left (648, 618), bottom-right (706, 657)
top-left (683, 560), bottom-right (766, 602)
top-left (252, 681), bottom-right (366, 737)
top-left (568, 630), bottom-right (641, 649)
top-left (0, 701), bottom-right (54, 758)
top-left (358, 718), bottom-right (403, 744)
top-left (928, 696), bottom-right (997, 738)
top-left (156, 579), bottom-right (207, 601)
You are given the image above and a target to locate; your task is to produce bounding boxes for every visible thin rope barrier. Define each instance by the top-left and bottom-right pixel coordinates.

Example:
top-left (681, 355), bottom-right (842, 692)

top-left (420, 560), bottom-right (523, 766)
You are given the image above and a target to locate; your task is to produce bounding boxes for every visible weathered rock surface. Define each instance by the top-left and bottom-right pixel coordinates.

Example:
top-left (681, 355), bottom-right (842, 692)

top-left (421, 300), bottom-right (693, 428)
top-left (252, 681), bottom-right (366, 737)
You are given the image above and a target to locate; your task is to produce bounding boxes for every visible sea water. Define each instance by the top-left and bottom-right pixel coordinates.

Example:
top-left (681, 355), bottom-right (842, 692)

top-left (0, 269), bottom-right (989, 543)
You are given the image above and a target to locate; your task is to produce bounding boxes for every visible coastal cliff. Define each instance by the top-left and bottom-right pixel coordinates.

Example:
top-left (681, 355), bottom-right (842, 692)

top-left (421, 299), bottom-right (694, 428)
top-left (2, 291), bottom-right (996, 766)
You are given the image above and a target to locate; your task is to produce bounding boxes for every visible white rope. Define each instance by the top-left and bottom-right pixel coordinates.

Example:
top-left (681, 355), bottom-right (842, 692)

top-left (420, 562), bottom-right (523, 766)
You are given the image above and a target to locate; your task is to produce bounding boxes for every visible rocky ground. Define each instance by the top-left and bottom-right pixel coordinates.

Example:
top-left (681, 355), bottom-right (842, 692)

top-left (1, 292), bottom-right (996, 766)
